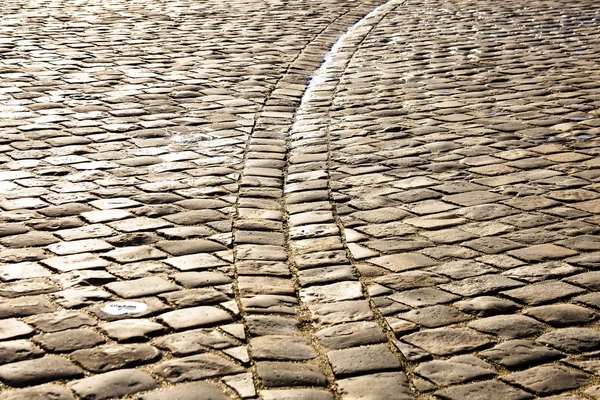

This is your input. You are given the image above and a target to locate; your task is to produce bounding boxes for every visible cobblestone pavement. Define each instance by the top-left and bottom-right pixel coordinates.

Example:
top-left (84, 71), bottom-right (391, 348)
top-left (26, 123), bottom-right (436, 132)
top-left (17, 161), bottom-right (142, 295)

top-left (1, 0), bottom-right (600, 398)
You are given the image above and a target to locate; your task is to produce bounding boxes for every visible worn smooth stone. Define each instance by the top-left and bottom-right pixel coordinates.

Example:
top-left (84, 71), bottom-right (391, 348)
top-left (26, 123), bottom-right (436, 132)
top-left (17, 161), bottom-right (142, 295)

top-left (467, 315), bottom-right (546, 339)
top-left (316, 321), bottom-right (387, 349)
top-left (300, 281), bottom-right (363, 303)
top-left (501, 365), bottom-right (588, 395)
top-left (68, 369), bottom-right (157, 400)
top-left (158, 306), bottom-right (233, 330)
top-left (537, 328), bottom-right (600, 353)
top-left (105, 276), bottom-right (180, 298)
top-left (70, 344), bottom-right (161, 373)
top-left (139, 382), bottom-right (229, 400)
top-left (398, 305), bottom-right (471, 328)
top-left (337, 372), bottom-right (414, 400)
top-left (454, 296), bottom-right (520, 317)
top-left (402, 328), bottom-right (492, 356)
top-left (480, 340), bottom-right (564, 370)
top-left (327, 344), bottom-right (402, 378)
top-left (98, 319), bottom-right (166, 342)
top-left (153, 328), bottom-right (238, 356)
top-left (246, 316), bottom-right (301, 336)
top-left (0, 384), bottom-right (76, 400)
top-left (32, 328), bottom-right (105, 352)
top-left (250, 335), bottom-right (317, 361)
top-left (0, 356), bottom-right (83, 387)
top-left (309, 299), bottom-right (374, 327)
top-left (0, 319), bottom-right (34, 340)
top-left (260, 389), bottom-right (334, 400)
top-left (0, 340), bottom-right (44, 365)
top-left (170, 271), bottom-right (232, 288)
top-left (153, 353), bottom-right (244, 382)
top-left (435, 380), bottom-right (533, 400)
top-left (23, 310), bottom-right (97, 332)
top-left (159, 288), bottom-right (229, 308)
top-left (523, 304), bottom-right (598, 327)
top-left (414, 355), bottom-right (496, 386)
top-left (0, 295), bottom-right (57, 318)
top-left (257, 361), bottom-right (327, 387)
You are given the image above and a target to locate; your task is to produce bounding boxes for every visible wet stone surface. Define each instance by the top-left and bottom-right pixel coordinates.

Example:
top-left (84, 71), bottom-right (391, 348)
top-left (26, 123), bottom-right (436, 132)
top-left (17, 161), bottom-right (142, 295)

top-left (1, 0), bottom-right (600, 398)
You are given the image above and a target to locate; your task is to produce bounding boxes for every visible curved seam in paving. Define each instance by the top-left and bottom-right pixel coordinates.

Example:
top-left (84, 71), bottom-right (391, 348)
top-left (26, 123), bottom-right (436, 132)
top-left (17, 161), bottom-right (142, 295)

top-left (283, 0), bottom-right (416, 398)
top-left (230, 4), bottom-right (373, 392)
top-left (231, 1), bottom-right (391, 397)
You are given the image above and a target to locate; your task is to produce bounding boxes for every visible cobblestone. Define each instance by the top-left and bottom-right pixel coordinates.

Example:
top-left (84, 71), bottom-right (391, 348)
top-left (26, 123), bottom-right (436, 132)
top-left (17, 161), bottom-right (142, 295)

top-left (1, 0), bottom-right (600, 397)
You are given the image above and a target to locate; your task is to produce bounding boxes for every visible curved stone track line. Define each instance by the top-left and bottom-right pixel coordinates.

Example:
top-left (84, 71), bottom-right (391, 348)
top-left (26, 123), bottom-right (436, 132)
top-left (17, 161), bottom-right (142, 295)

top-left (286, 0), bottom-right (600, 399)
top-left (232, 1), bottom-right (417, 399)
top-left (281, 1), bottom-right (419, 399)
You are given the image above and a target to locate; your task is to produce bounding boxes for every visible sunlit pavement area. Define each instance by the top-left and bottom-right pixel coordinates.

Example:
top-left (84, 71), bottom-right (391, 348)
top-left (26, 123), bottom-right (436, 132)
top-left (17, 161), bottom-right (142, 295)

top-left (1, 0), bottom-right (600, 399)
